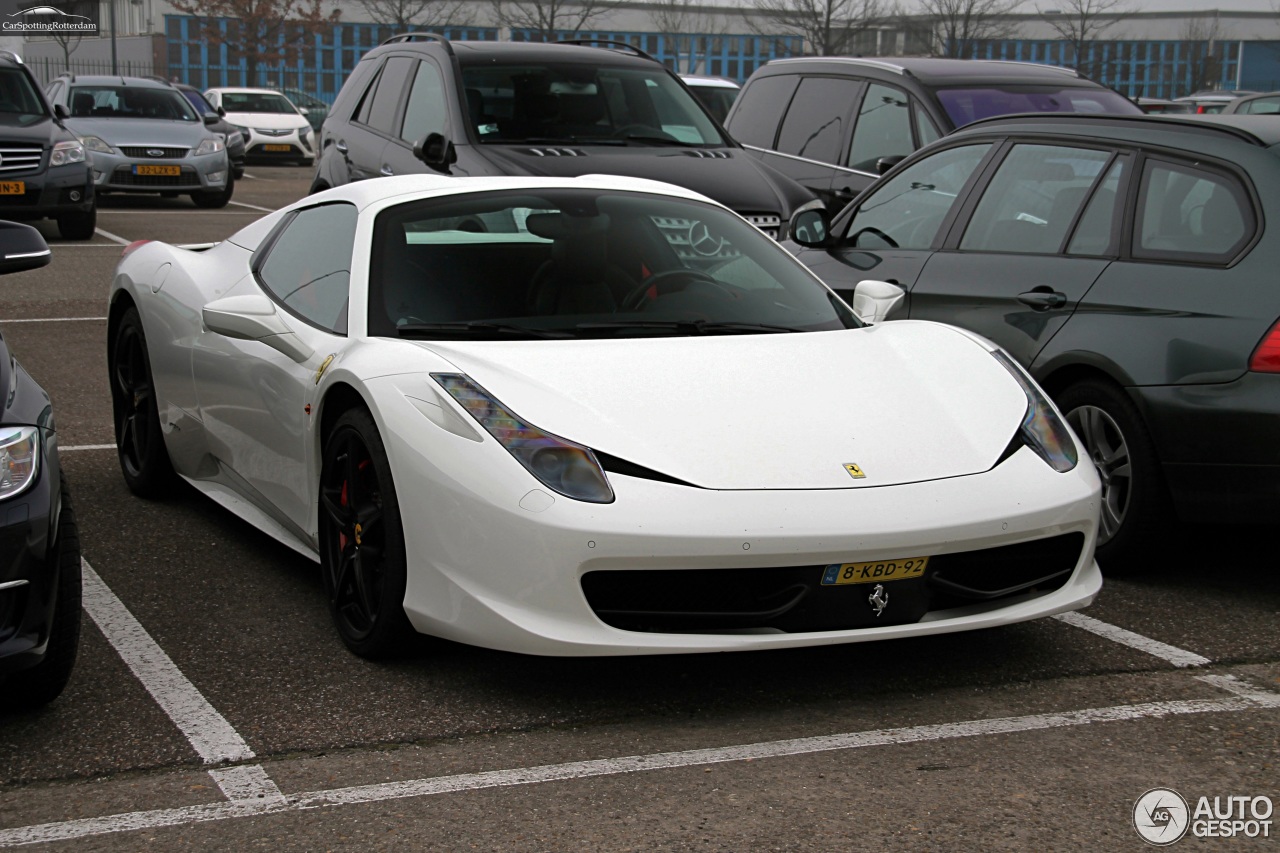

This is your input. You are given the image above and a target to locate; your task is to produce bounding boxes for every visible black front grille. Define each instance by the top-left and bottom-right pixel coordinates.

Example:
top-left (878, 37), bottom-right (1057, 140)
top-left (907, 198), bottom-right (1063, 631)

top-left (110, 166), bottom-right (200, 187)
top-left (581, 533), bottom-right (1084, 634)
top-left (119, 146), bottom-right (188, 159)
top-left (0, 143), bottom-right (43, 176)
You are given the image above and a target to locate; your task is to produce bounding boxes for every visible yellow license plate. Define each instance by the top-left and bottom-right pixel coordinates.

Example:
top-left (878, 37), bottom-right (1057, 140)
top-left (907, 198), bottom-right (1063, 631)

top-left (0, 181), bottom-right (25, 194)
top-left (821, 556), bottom-right (929, 586)
top-left (133, 165), bottom-right (180, 176)
top-left (262, 144), bottom-right (291, 151)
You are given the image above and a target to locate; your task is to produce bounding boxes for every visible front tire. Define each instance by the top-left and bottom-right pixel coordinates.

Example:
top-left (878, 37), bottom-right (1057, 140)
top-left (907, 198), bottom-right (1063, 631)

top-left (8, 474), bottom-right (82, 709)
top-left (192, 175), bottom-right (234, 209)
top-left (110, 306), bottom-right (177, 497)
top-left (56, 207), bottom-right (95, 241)
top-left (1060, 379), bottom-right (1169, 571)
top-left (319, 409), bottom-right (414, 658)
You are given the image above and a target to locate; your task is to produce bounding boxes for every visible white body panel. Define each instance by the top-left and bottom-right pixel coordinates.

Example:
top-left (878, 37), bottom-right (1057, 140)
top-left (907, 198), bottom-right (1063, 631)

top-left (110, 174), bottom-right (1103, 656)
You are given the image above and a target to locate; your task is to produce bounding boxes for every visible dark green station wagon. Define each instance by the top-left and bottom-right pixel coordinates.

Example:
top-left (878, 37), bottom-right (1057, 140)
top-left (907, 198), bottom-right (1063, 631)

top-left (787, 114), bottom-right (1280, 568)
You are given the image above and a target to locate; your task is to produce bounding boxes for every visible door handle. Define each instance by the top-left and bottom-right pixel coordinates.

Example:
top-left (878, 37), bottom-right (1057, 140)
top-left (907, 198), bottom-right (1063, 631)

top-left (380, 165), bottom-right (393, 176)
top-left (1016, 288), bottom-right (1067, 310)
top-left (335, 140), bottom-right (348, 154)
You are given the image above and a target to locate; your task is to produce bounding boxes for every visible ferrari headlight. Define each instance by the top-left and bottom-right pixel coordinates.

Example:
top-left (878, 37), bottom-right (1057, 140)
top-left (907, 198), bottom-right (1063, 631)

top-left (433, 373), bottom-right (614, 503)
top-left (992, 351), bottom-right (1077, 473)
top-left (79, 135), bottom-right (113, 154)
top-left (194, 137), bottom-right (225, 156)
top-left (0, 426), bottom-right (39, 501)
top-left (50, 139), bottom-right (85, 166)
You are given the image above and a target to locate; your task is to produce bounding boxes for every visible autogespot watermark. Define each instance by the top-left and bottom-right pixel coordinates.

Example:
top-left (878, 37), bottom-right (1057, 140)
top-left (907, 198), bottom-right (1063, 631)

top-left (1133, 787), bottom-right (1274, 845)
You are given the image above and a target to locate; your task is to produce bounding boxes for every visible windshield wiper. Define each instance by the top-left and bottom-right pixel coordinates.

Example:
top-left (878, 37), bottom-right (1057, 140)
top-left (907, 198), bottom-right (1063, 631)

top-left (488, 136), bottom-right (626, 146)
top-left (574, 320), bottom-right (802, 336)
top-left (616, 134), bottom-right (697, 147)
top-left (396, 321), bottom-right (573, 339)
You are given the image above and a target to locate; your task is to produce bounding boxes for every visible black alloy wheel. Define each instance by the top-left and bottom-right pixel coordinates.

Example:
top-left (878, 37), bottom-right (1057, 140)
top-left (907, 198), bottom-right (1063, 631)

top-left (319, 409), bottom-right (413, 658)
top-left (110, 307), bottom-right (176, 497)
top-left (1059, 379), bottom-right (1169, 571)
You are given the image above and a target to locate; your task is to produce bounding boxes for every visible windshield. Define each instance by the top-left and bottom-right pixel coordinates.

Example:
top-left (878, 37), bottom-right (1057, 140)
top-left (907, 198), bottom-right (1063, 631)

top-left (181, 88), bottom-right (216, 116)
top-left (368, 189), bottom-right (856, 339)
top-left (0, 69), bottom-right (45, 117)
top-left (69, 85), bottom-right (197, 121)
top-left (935, 85), bottom-right (1141, 128)
top-left (220, 92), bottom-right (297, 114)
top-left (459, 62), bottom-right (726, 146)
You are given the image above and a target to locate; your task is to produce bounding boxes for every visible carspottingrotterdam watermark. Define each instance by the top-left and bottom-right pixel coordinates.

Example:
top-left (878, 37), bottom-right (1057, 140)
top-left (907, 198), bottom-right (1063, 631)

top-left (0, 1), bottom-right (99, 34)
top-left (1134, 787), bottom-right (1274, 844)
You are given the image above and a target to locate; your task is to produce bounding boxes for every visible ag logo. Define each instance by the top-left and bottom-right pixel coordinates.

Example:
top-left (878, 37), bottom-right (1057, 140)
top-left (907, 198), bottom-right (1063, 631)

top-left (1134, 788), bottom-right (1190, 845)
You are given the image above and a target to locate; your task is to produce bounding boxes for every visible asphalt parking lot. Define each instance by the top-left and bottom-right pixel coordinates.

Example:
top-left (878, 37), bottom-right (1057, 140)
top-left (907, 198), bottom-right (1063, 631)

top-left (0, 167), bottom-right (1277, 851)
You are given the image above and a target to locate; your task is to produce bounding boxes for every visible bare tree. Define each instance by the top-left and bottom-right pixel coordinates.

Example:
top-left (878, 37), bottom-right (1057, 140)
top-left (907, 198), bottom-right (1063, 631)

top-left (1037, 0), bottom-right (1127, 76)
top-left (748, 0), bottom-right (888, 57)
top-left (649, 0), bottom-right (726, 73)
top-left (48, 0), bottom-right (94, 72)
top-left (490, 0), bottom-right (610, 41)
top-left (1180, 13), bottom-right (1223, 96)
top-left (169, 0), bottom-right (340, 87)
top-left (914, 0), bottom-right (1020, 58)
top-left (355, 0), bottom-right (474, 32)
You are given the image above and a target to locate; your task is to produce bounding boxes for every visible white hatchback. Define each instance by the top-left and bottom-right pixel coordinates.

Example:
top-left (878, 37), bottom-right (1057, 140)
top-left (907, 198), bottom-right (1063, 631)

top-left (205, 87), bottom-right (315, 165)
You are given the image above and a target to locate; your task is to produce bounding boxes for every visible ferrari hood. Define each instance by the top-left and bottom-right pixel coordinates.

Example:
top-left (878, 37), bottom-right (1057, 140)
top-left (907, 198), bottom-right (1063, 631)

top-left (413, 323), bottom-right (1030, 490)
top-left (472, 145), bottom-right (789, 215)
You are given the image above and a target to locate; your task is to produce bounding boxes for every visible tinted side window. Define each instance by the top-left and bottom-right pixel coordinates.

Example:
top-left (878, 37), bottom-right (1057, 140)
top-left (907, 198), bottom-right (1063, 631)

top-left (727, 74), bottom-right (799, 148)
top-left (363, 56), bottom-right (414, 134)
top-left (1067, 158), bottom-right (1126, 256)
top-left (1134, 160), bottom-right (1253, 262)
top-left (258, 204), bottom-right (358, 334)
top-left (848, 83), bottom-right (914, 172)
top-left (914, 103), bottom-right (940, 146)
top-left (776, 76), bottom-right (862, 164)
top-left (1240, 97), bottom-right (1280, 115)
top-left (400, 60), bottom-right (446, 143)
top-left (844, 143), bottom-right (991, 250)
top-left (960, 144), bottom-right (1112, 255)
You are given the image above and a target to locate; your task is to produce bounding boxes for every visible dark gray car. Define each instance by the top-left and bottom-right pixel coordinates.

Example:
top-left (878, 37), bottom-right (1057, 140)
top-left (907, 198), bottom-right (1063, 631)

top-left (786, 114), bottom-right (1280, 568)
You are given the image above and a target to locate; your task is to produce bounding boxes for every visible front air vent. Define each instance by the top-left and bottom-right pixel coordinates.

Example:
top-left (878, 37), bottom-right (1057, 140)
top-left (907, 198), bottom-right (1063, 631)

top-left (525, 147), bottom-right (586, 157)
top-left (683, 150), bottom-right (732, 159)
top-left (743, 213), bottom-right (782, 241)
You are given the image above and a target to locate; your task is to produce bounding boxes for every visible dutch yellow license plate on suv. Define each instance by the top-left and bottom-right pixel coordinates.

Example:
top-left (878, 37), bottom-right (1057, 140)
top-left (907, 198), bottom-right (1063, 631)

top-left (263, 144), bottom-right (290, 152)
top-left (821, 557), bottom-right (929, 586)
top-left (134, 165), bottom-right (180, 176)
top-left (0, 181), bottom-right (25, 194)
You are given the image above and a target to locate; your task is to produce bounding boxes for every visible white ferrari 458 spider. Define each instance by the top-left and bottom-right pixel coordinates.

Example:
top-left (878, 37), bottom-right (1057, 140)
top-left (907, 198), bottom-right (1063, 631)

top-left (108, 174), bottom-right (1102, 658)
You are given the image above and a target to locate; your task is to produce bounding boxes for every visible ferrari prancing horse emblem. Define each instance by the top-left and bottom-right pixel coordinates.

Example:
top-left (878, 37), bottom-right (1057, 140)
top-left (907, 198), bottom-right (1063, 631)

top-left (868, 583), bottom-right (888, 617)
top-left (843, 463), bottom-right (866, 479)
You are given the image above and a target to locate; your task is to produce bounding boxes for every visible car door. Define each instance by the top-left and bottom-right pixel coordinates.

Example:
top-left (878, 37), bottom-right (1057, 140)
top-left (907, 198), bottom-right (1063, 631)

top-left (381, 57), bottom-right (452, 178)
top-left (907, 143), bottom-right (1124, 367)
top-left (831, 82), bottom-right (941, 208)
top-left (345, 56), bottom-right (415, 182)
top-left (191, 202), bottom-right (358, 536)
top-left (792, 142), bottom-right (994, 307)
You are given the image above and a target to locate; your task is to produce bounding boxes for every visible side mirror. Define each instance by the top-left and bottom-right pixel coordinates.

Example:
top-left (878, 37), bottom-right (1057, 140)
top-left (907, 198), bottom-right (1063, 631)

top-left (202, 113), bottom-right (219, 126)
top-left (53, 102), bottom-right (69, 120)
top-left (217, 105), bottom-right (226, 117)
top-left (202, 294), bottom-right (314, 362)
top-left (788, 208), bottom-right (830, 247)
top-left (851, 279), bottom-right (904, 325)
top-left (0, 221), bottom-right (51, 276)
top-left (413, 132), bottom-right (456, 174)
top-left (875, 155), bottom-right (906, 175)
top-left (298, 106), bottom-right (309, 116)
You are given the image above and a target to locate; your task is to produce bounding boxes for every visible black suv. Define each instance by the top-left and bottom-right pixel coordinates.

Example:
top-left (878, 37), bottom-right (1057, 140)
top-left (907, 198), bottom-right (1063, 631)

top-left (0, 221), bottom-right (81, 709)
top-left (0, 52), bottom-right (95, 240)
top-left (725, 57), bottom-right (1141, 212)
top-left (312, 35), bottom-right (819, 238)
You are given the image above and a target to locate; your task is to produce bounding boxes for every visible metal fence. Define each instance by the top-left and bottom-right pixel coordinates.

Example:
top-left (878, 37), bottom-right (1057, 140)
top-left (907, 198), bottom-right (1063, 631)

top-left (26, 56), bottom-right (157, 87)
top-left (162, 16), bottom-right (805, 102)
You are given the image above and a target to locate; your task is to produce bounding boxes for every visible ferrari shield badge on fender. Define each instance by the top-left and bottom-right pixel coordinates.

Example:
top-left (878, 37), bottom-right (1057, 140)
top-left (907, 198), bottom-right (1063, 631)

top-left (314, 353), bottom-right (335, 385)
top-left (844, 463), bottom-right (866, 479)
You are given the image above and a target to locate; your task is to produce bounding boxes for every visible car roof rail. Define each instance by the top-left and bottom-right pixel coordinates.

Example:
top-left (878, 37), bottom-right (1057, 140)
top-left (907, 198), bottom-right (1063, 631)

top-left (0, 50), bottom-right (24, 66)
top-left (767, 56), bottom-right (911, 76)
top-left (381, 32), bottom-right (454, 55)
top-left (557, 39), bottom-right (658, 62)
top-left (978, 59), bottom-right (1082, 77)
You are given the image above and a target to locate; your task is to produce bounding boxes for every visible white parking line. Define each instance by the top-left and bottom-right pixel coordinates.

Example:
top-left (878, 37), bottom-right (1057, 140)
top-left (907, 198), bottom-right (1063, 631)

top-left (208, 766), bottom-right (286, 805)
top-left (93, 228), bottom-right (131, 246)
top-left (59, 444), bottom-right (114, 452)
top-left (1053, 611), bottom-right (1212, 668)
top-left (0, 317), bottom-right (107, 324)
top-left (228, 200), bottom-right (275, 213)
top-left (1, 683), bottom-right (1276, 847)
top-left (80, 560), bottom-right (255, 765)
